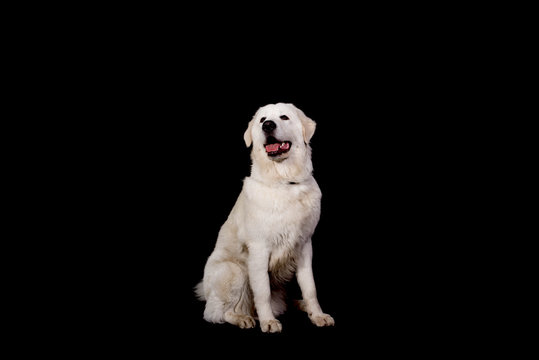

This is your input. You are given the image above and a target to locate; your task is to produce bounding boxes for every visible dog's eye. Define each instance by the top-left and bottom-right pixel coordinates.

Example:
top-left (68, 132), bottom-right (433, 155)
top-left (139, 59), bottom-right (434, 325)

top-left (260, 117), bottom-right (266, 123)
top-left (280, 115), bottom-right (289, 120)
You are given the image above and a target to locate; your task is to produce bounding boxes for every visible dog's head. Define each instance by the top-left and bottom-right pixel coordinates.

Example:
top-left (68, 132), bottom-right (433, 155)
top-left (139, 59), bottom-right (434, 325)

top-left (244, 103), bottom-right (316, 162)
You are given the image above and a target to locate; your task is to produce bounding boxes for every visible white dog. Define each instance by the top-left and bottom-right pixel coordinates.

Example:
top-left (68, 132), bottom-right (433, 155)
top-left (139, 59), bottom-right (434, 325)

top-left (195, 103), bottom-right (334, 333)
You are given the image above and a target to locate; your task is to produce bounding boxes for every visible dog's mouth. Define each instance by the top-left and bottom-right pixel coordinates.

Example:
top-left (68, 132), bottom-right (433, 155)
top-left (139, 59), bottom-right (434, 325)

top-left (264, 136), bottom-right (292, 157)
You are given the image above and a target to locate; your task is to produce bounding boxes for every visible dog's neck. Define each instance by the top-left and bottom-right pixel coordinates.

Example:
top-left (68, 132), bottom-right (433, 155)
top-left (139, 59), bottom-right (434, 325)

top-left (249, 146), bottom-right (314, 185)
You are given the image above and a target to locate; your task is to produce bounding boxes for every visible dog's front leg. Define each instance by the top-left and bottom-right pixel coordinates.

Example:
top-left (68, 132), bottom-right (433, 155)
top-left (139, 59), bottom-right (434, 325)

top-left (296, 240), bottom-right (335, 327)
top-left (247, 243), bottom-right (282, 333)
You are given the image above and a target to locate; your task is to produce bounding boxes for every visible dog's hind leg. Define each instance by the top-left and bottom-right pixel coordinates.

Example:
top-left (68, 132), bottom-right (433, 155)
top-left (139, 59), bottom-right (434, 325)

top-left (270, 288), bottom-right (287, 317)
top-left (202, 261), bottom-right (255, 328)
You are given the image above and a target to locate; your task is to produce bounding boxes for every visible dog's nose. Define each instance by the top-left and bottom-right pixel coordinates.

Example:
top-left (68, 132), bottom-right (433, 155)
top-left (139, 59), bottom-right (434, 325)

top-left (262, 120), bottom-right (276, 133)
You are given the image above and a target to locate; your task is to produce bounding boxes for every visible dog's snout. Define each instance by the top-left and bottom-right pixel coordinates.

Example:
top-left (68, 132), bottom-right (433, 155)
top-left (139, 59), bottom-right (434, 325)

top-left (262, 120), bottom-right (276, 133)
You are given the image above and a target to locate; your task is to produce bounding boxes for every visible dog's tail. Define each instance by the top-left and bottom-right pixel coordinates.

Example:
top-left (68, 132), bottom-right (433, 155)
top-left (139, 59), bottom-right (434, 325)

top-left (194, 281), bottom-right (205, 301)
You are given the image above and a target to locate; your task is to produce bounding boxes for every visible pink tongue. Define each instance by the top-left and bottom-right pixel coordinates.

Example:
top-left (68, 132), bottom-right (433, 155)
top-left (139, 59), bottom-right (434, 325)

top-left (266, 143), bottom-right (280, 152)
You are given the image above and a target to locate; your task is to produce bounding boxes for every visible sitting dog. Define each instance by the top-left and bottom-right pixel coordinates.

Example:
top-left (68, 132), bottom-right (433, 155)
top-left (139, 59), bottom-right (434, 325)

top-left (195, 103), bottom-right (334, 333)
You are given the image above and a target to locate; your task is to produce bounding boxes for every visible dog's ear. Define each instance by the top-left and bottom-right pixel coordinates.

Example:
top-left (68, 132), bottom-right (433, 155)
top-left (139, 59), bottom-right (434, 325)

top-left (243, 118), bottom-right (254, 147)
top-left (290, 104), bottom-right (316, 143)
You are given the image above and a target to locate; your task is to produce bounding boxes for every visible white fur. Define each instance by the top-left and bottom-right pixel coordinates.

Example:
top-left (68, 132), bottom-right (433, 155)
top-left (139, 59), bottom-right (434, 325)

top-left (196, 103), bottom-right (334, 333)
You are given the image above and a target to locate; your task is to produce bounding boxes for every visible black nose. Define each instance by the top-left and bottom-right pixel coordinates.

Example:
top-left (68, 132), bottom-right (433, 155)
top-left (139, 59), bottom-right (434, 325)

top-left (262, 120), bottom-right (276, 133)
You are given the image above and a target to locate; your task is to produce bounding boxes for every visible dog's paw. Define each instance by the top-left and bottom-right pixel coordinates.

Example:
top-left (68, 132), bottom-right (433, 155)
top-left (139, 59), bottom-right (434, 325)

top-left (260, 319), bottom-right (282, 333)
top-left (309, 313), bottom-right (335, 327)
top-left (224, 312), bottom-right (256, 329)
top-left (238, 315), bottom-right (256, 329)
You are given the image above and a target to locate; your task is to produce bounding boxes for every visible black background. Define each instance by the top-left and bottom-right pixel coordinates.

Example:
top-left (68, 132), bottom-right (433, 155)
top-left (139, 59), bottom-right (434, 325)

top-left (78, 70), bottom-right (466, 349)
top-left (52, 19), bottom-right (479, 353)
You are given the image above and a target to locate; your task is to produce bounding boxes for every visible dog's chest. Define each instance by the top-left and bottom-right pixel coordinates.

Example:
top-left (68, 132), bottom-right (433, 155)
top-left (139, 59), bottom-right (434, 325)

top-left (265, 195), bottom-right (315, 285)
top-left (246, 180), bottom-right (320, 232)
top-left (265, 193), bottom-right (311, 284)
top-left (243, 178), bottom-right (321, 272)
